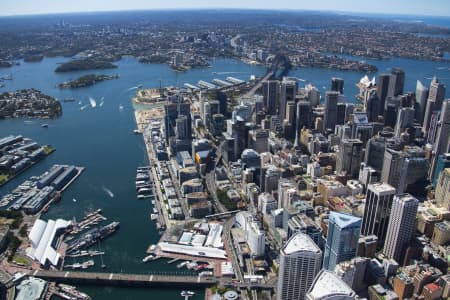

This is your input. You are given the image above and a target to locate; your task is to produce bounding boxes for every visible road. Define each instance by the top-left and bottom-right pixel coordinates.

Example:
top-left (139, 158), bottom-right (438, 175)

top-left (205, 171), bottom-right (227, 213)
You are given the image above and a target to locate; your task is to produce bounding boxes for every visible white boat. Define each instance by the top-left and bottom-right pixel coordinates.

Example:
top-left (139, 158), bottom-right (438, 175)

top-left (176, 261), bottom-right (189, 269)
top-left (138, 188), bottom-right (152, 194)
top-left (142, 254), bottom-right (154, 263)
top-left (150, 214), bottom-right (158, 220)
top-left (133, 129), bottom-right (140, 134)
top-left (181, 291), bottom-right (195, 296)
top-left (89, 96), bottom-right (97, 108)
top-left (72, 198), bottom-right (77, 202)
top-left (119, 104), bottom-right (124, 111)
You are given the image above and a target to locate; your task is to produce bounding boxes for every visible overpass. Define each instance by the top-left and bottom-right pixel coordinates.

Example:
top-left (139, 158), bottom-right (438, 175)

top-left (31, 270), bottom-right (216, 288)
top-left (244, 54), bottom-right (292, 97)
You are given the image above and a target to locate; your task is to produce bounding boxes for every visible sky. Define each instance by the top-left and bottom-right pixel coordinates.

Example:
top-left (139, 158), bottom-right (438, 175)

top-left (1, 0), bottom-right (450, 17)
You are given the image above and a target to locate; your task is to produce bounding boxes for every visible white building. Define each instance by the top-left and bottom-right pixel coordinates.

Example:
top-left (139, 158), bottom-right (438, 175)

top-left (306, 270), bottom-right (356, 300)
top-left (383, 193), bottom-right (419, 262)
top-left (27, 218), bottom-right (70, 267)
top-left (277, 233), bottom-right (322, 300)
top-left (235, 212), bottom-right (265, 257)
top-left (247, 218), bottom-right (265, 257)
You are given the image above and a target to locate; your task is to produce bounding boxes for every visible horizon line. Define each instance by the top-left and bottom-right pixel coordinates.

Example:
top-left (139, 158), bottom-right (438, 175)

top-left (0, 7), bottom-right (450, 18)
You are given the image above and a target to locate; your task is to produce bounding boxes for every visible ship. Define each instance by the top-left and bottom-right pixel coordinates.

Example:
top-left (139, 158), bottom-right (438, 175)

top-left (41, 124), bottom-right (49, 128)
top-left (67, 221), bottom-right (119, 254)
top-left (180, 291), bottom-right (195, 297)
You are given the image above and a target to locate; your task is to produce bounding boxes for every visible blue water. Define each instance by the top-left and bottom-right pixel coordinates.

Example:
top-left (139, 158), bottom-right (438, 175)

top-left (0, 53), bottom-right (450, 299)
top-left (0, 57), bottom-right (265, 300)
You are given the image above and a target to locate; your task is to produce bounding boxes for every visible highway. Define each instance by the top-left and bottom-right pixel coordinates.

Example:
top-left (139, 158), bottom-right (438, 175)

top-left (205, 170), bottom-right (227, 213)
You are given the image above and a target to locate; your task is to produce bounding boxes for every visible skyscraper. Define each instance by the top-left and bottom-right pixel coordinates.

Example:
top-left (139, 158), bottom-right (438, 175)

top-left (423, 77), bottom-right (446, 135)
top-left (364, 137), bottom-right (386, 173)
top-left (296, 100), bottom-right (312, 131)
top-left (415, 80), bottom-right (429, 124)
top-left (277, 233), bottom-right (322, 300)
top-left (323, 91), bottom-right (339, 133)
top-left (435, 168), bottom-right (450, 210)
top-left (388, 68), bottom-right (405, 97)
top-left (331, 77), bottom-right (344, 94)
top-left (361, 183), bottom-right (396, 243)
top-left (262, 80), bottom-right (280, 115)
top-left (430, 99), bottom-right (450, 180)
top-left (433, 153), bottom-right (450, 187)
top-left (381, 148), bottom-right (408, 194)
top-left (323, 212), bottom-right (361, 271)
top-left (280, 77), bottom-right (298, 121)
top-left (383, 194), bottom-right (419, 263)
top-left (377, 74), bottom-right (391, 115)
top-left (366, 89), bottom-right (379, 122)
top-left (336, 139), bottom-right (363, 179)
top-left (394, 107), bottom-right (415, 138)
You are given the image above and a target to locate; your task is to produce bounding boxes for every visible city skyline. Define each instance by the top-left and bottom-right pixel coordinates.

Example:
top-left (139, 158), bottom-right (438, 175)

top-left (1, 0), bottom-right (450, 17)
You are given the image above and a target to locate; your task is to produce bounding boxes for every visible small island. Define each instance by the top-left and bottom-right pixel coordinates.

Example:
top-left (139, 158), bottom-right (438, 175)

top-left (0, 88), bottom-right (62, 119)
top-left (55, 59), bottom-right (118, 72)
top-left (58, 74), bottom-right (119, 89)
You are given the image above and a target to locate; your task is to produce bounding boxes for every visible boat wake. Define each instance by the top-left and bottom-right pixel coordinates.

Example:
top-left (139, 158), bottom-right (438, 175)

top-left (89, 96), bottom-right (97, 108)
top-left (102, 186), bottom-right (114, 198)
top-left (80, 104), bottom-right (89, 110)
top-left (127, 86), bottom-right (139, 91)
top-left (99, 97), bottom-right (105, 107)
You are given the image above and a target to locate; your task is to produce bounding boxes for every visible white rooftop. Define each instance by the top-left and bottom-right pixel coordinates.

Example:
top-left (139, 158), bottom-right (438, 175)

top-left (283, 232), bottom-right (321, 255)
top-left (307, 270), bottom-right (355, 299)
top-left (158, 242), bottom-right (227, 259)
top-left (28, 218), bottom-right (70, 266)
top-left (368, 182), bottom-right (396, 194)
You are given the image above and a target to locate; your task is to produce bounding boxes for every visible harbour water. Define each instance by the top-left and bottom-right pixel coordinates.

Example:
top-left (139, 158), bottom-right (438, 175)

top-left (0, 53), bottom-right (449, 299)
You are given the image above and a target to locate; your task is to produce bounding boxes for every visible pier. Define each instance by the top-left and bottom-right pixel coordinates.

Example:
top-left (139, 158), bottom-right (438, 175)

top-left (32, 270), bottom-right (216, 288)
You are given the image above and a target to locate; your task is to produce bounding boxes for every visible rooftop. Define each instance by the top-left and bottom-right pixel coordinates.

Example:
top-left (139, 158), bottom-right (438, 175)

top-left (308, 270), bottom-right (355, 299)
top-left (329, 211), bottom-right (361, 229)
top-left (282, 232), bottom-right (321, 255)
top-left (368, 182), bottom-right (396, 194)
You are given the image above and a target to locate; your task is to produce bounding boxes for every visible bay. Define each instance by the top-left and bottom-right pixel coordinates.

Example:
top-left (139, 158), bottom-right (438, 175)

top-left (0, 52), bottom-right (449, 299)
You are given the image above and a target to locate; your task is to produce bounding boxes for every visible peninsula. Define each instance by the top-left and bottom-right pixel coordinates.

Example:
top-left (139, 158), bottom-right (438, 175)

top-left (58, 74), bottom-right (119, 89)
top-left (0, 89), bottom-right (62, 119)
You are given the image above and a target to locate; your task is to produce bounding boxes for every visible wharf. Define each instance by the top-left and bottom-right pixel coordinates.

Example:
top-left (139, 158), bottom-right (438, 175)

top-left (134, 109), bottom-right (170, 229)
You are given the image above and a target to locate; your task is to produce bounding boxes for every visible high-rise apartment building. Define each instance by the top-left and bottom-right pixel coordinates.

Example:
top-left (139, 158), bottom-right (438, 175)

top-left (277, 233), bottom-right (322, 300)
top-left (383, 194), bottom-right (419, 262)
